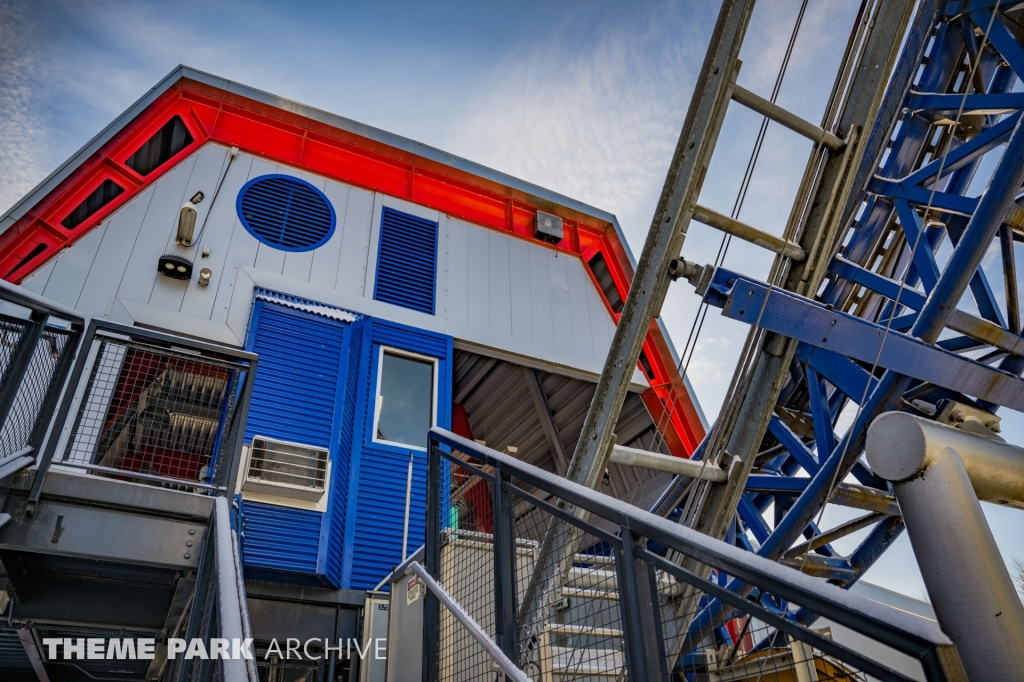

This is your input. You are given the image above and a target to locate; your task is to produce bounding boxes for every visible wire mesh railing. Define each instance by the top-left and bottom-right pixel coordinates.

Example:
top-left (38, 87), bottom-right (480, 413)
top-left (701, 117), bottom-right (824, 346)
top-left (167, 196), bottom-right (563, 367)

top-left (0, 280), bottom-right (84, 484)
top-left (166, 496), bottom-right (258, 682)
top-left (29, 319), bottom-right (258, 505)
top-left (425, 428), bottom-right (966, 682)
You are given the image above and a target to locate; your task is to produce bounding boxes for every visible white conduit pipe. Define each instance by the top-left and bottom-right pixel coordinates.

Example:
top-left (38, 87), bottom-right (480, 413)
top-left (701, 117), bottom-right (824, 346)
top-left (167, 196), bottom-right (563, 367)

top-left (402, 451), bottom-right (414, 562)
top-left (610, 444), bottom-right (728, 482)
top-left (867, 412), bottom-right (1024, 682)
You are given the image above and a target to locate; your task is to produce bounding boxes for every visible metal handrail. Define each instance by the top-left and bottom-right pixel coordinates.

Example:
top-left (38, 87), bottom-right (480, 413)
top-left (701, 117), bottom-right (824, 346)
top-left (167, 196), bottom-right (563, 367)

top-left (0, 278), bottom-right (85, 324)
top-left (0, 283), bottom-right (85, 485)
top-left (409, 561), bottom-right (532, 682)
top-left (27, 318), bottom-right (258, 512)
top-left (427, 426), bottom-right (966, 682)
top-left (214, 496), bottom-right (256, 682)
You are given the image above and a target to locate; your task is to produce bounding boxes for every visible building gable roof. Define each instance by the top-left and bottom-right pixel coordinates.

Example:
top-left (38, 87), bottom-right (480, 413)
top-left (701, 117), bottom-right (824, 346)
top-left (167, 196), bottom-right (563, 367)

top-left (0, 65), bottom-right (707, 455)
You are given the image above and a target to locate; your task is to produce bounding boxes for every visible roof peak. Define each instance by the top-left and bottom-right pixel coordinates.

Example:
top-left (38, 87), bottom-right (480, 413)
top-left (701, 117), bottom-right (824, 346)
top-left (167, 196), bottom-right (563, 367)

top-left (2, 64), bottom-right (631, 268)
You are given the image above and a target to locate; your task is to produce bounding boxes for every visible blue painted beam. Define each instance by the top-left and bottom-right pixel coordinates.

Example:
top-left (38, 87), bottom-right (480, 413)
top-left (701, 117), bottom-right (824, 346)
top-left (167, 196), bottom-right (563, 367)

top-left (905, 91), bottom-right (1024, 113)
top-left (766, 415), bottom-right (819, 474)
top-left (704, 267), bottom-right (1024, 410)
top-left (943, 1), bottom-right (1003, 17)
top-left (790, 516), bottom-right (907, 626)
top-left (902, 111), bottom-right (1019, 186)
top-left (763, 83), bottom-right (1024, 574)
top-left (745, 475), bottom-right (810, 493)
top-left (830, 256), bottom-right (1024, 355)
top-left (869, 178), bottom-right (979, 216)
top-left (805, 367), bottom-right (836, 459)
top-left (794, 343), bottom-right (877, 403)
top-left (893, 199), bottom-right (940, 291)
top-left (830, 256), bottom-right (927, 310)
top-left (737, 494), bottom-right (771, 543)
top-left (977, 10), bottom-right (1024, 78)
top-left (938, 335), bottom-right (986, 352)
top-left (945, 216), bottom-right (1009, 328)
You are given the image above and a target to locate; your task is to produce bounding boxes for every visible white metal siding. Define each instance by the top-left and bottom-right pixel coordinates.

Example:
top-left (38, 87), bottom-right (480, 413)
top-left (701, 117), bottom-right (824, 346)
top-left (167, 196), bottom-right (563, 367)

top-left (116, 151), bottom-right (200, 307)
top-left (26, 142), bottom-right (626, 381)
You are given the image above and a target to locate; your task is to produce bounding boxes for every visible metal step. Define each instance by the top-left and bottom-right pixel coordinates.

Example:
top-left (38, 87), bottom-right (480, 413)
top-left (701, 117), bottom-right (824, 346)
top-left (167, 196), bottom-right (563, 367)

top-left (565, 567), bottom-right (617, 590)
top-left (561, 586), bottom-right (618, 601)
top-left (549, 646), bottom-right (624, 676)
top-left (546, 624), bottom-right (622, 638)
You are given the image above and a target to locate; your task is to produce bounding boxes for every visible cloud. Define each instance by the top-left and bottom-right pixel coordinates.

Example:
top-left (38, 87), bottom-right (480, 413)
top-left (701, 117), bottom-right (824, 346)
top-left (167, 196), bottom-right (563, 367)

top-left (0, 0), bottom-right (303, 218)
top-left (439, 3), bottom-right (712, 247)
top-left (0, 0), bottom-right (57, 214)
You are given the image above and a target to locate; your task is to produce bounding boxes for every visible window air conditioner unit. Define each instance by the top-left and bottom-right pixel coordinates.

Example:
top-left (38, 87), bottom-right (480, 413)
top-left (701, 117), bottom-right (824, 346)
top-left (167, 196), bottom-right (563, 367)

top-left (243, 436), bottom-right (329, 501)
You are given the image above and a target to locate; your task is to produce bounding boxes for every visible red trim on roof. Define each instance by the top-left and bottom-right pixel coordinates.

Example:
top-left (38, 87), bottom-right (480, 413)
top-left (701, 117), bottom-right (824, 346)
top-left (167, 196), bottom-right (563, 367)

top-left (0, 77), bottom-right (705, 456)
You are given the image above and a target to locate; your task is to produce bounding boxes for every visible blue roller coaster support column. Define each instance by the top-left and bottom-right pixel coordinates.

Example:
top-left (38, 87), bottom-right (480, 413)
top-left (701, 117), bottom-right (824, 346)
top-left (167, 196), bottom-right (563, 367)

top-left (766, 109), bottom-right (1024, 561)
top-left (688, 75), bottom-right (1024, 652)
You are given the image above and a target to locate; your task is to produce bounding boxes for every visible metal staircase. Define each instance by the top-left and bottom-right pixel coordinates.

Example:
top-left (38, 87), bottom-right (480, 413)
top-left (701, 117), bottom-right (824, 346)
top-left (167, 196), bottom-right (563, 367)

top-left (407, 428), bottom-right (966, 682)
top-left (0, 282), bottom-right (259, 682)
top-left (541, 561), bottom-right (624, 680)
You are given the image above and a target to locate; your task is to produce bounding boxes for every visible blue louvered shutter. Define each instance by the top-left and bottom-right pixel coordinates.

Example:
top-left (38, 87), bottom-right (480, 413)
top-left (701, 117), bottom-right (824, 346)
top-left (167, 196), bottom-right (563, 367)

top-left (373, 207), bottom-right (438, 314)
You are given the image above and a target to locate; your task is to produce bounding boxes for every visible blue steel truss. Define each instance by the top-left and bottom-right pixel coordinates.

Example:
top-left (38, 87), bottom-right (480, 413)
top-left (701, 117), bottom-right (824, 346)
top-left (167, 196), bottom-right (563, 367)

top-left (673, 0), bottom-right (1024, 645)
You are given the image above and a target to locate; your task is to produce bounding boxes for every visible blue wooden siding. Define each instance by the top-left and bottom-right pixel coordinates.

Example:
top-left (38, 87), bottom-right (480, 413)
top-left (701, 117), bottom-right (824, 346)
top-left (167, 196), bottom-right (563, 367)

top-left (240, 295), bottom-right (452, 591)
top-left (342, 318), bottom-right (453, 590)
top-left (244, 303), bottom-right (347, 448)
top-left (242, 501), bottom-right (322, 575)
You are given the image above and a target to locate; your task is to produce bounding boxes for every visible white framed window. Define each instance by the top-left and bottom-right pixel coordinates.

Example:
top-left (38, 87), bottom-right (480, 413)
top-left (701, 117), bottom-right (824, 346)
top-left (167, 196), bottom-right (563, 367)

top-left (372, 346), bottom-right (438, 450)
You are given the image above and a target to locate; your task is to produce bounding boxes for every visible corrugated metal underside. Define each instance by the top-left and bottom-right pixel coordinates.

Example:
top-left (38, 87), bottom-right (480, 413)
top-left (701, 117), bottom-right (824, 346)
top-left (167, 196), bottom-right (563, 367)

top-left (454, 350), bottom-right (672, 510)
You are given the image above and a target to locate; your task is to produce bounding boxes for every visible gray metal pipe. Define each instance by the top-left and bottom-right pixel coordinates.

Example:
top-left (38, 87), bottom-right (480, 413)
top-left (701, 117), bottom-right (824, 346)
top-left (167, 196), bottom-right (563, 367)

top-left (410, 561), bottom-right (532, 682)
top-left (214, 496), bottom-right (252, 682)
top-left (867, 412), bottom-right (1024, 682)
top-left (868, 412), bottom-right (1024, 508)
top-left (691, 204), bottom-right (807, 260)
top-left (731, 84), bottom-right (846, 150)
top-left (231, 528), bottom-right (260, 682)
top-left (831, 481), bottom-right (900, 516)
top-left (610, 444), bottom-right (727, 481)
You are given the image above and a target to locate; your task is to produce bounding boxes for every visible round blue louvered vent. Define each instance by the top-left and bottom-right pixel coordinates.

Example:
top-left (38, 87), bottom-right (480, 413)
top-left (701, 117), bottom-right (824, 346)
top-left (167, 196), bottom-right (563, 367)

top-left (236, 174), bottom-right (336, 252)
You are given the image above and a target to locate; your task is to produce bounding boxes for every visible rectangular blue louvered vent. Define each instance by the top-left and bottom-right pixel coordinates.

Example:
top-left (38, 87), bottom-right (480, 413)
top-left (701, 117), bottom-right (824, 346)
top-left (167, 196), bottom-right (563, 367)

top-left (374, 207), bottom-right (438, 314)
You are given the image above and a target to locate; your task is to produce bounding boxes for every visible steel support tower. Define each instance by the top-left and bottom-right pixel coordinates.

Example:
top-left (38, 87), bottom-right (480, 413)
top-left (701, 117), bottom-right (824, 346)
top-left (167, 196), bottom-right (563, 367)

top-left (562, 0), bottom-right (1024, 651)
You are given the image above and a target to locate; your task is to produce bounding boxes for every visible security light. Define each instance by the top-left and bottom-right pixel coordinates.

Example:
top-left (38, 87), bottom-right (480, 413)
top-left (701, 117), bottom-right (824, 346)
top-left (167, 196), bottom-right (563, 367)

top-left (534, 210), bottom-right (564, 244)
top-left (176, 201), bottom-right (198, 246)
top-left (157, 254), bottom-right (194, 280)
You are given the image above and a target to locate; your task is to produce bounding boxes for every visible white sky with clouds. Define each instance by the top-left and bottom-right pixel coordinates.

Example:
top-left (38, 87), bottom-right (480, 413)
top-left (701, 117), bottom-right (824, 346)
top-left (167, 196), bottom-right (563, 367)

top-left (2, 0), bottom-right (1022, 602)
